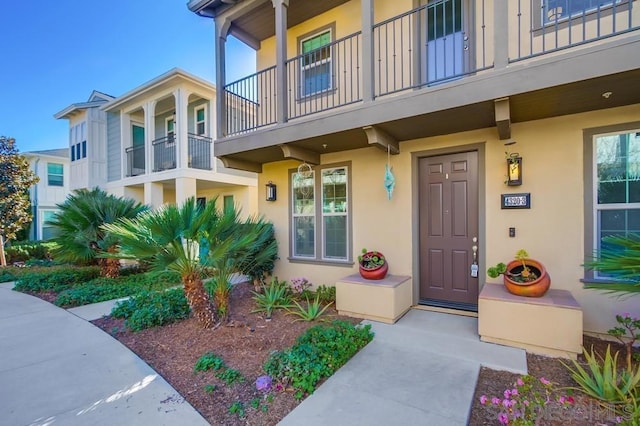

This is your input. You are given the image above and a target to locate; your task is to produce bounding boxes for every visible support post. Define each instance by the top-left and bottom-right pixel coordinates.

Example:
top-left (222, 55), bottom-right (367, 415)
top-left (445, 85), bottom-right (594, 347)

top-left (361, 0), bottom-right (374, 102)
top-left (174, 88), bottom-right (190, 169)
top-left (272, 0), bottom-right (289, 124)
top-left (215, 17), bottom-right (231, 139)
top-left (143, 100), bottom-right (156, 175)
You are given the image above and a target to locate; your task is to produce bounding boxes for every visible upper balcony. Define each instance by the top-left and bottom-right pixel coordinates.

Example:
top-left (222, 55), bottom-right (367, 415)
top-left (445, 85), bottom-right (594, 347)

top-left (193, 0), bottom-right (640, 171)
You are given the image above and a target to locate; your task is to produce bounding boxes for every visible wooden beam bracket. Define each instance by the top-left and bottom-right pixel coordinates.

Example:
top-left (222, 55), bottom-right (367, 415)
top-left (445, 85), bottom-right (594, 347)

top-left (363, 126), bottom-right (399, 154)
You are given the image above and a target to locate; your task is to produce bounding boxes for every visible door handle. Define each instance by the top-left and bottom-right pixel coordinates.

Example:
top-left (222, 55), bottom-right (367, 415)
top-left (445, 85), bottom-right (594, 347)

top-left (470, 237), bottom-right (478, 278)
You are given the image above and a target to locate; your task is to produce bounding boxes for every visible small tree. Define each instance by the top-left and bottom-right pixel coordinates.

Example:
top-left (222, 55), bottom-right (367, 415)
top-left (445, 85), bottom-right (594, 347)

top-left (0, 137), bottom-right (39, 266)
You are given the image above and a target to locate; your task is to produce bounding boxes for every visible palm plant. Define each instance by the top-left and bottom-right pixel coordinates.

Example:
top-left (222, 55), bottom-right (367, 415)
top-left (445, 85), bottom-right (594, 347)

top-left (48, 188), bottom-right (147, 277)
top-left (103, 197), bottom-right (277, 329)
top-left (584, 234), bottom-right (640, 296)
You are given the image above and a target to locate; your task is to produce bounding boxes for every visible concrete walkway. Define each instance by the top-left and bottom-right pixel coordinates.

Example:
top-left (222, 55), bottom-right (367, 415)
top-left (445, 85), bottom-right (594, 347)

top-left (0, 282), bottom-right (208, 426)
top-left (280, 309), bottom-right (527, 426)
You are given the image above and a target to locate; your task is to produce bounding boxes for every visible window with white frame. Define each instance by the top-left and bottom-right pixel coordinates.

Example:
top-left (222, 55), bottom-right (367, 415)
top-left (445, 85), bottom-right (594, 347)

top-left (543, 0), bottom-right (623, 23)
top-left (291, 163), bottom-right (350, 261)
top-left (300, 29), bottom-right (332, 97)
top-left (42, 210), bottom-right (59, 240)
top-left (195, 106), bottom-right (206, 136)
top-left (69, 122), bottom-right (87, 161)
top-left (166, 116), bottom-right (175, 144)
top-left (47, 163), bottom-right (64, 187)
top-left (592, 129), bottom-right (640, 278)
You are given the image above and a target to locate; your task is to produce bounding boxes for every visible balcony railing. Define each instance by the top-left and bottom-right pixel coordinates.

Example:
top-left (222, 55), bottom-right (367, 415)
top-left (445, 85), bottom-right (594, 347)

top-left (220, 0), bottom-right (639, 137)
top-left (188, 133), bottom-right (212, 170)
top-left (153, 136), bottom-right (177, 172)
top-left (125, 145), bottom-right (145, 177)
top-left (511, 0), bottom-right (637, 61)
top-left (286, 31), bottom-right (362, 119)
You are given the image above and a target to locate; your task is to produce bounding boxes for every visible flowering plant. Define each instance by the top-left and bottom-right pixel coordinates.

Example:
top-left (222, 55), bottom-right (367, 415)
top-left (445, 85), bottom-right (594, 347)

top-left (479, 375), bottom-right (573, 425)
top-left (289, 277), bottom-right (311, 294)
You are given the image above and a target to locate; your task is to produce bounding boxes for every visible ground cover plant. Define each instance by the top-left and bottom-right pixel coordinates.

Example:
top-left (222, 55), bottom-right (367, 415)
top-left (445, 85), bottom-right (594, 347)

top-left (13, 266), bottom-right (101, 293)
top-left (111, 288), bottom-right (191, 332)
top-left (4, 241), bottom-right (58, 264)
top-left (54, 270), bottom-right (181, 307)
top-left (0, 264), bottom-right (60, 284)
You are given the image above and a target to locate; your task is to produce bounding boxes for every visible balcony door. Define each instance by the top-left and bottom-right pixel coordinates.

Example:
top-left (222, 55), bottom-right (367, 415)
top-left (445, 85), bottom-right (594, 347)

top-left (132, 123), bottom-right (145, 173)
top-left (424, 0), bottom-right (469, 84)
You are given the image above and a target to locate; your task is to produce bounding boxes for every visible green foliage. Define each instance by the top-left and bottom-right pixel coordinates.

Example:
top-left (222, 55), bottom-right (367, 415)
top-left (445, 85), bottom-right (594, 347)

top-left (234, 222), bottom-right (278, 284)
top-left (584, 234), bottom-right (640, 297)
top-left (5, 241), bottom-right (58, 264)
top-left (287, 295), bottom-right (330, 322)
top-left (13, 266), bottom-right (101, 292)
top-left (203, 384), bottom-right (217, 394)
top-left (54, 271), bottom-right (181, 307)
top-left (0, 137), bottom-right (39, 254)
top-left (358, 248), bottom-right (385, 269)
top-left (562, 345), bottom-right (640, 403)
top-left (487, 262), bottom-right (507, 279)
top-left (216, 368), bottom-right (245, 386)
top-left (228, 401), bottom-right (245, 418)
top-left (252, 278), bottom-right (292, 318)
top-left (487, 249), bottom-right (538, 282)
top-left (263, 320), bottom-right (374, 399)
top-left (315, 285), bottom-right (336, 304)
top-left (194, 352), bottom-right (226, 372)
top-left (111, 288), bottom-right (190, 332)
top-left (48, 187), bottom-right (147, 270)
top-left (609, 313), bottom-right (640, 372)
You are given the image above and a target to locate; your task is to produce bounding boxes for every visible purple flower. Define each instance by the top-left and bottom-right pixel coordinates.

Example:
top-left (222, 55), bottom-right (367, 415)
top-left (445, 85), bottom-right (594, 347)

top-left (540, 377), bottom-right (551, 385)
top-left (479, 395), bottom-right (488, 405)
top-left (558, 396), bottom-right (565, 404)
top-left (516, 378), bottom-right (524, 386)
top-left (502, 399), bottom-right (512, 408)
top-left (504, 389), bottom-right (511, 398)
top-left (491, 397), bottom-right (501, 405)
top-left (255, 375), bottom-right (272, 392)
top-left (523, 400), bottom-right (529, 406)
top-left (498, 413), bottom-right (509, 424)
top-left (511, 388), bottom-right (518, 396)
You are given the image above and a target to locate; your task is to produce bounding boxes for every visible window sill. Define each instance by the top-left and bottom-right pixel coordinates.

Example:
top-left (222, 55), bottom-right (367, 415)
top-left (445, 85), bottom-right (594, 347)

top-left (287, 257), bottom-right (354, 267)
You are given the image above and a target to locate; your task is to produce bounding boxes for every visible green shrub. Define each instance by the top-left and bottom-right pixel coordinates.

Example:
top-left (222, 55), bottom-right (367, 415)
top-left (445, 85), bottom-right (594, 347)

top-left (252, 278), bottom-right (292, 318)
top-left (111, 288), bottom-right (190, 331)
top-left (53, 270), bottom-right (180, 307)
top-left (5, 241), bottom-right (58, 264)
top-left (264, 320), bottom-right (374, 399)
top-left (194, 352), bottom-right (226, 372)
top-left (216, 368), bottom-right (245, 386)
top-left (287, 295), bottom-right (330, 322)
top-left (315, 285), bottom-right (336, 304)
top-left (14, 266), bottom-right (101, 292)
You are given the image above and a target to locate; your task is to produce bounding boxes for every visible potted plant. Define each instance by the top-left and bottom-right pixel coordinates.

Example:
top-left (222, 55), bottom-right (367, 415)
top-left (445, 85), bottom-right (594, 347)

top-left (487, 249), bottom-right (551, 297)
top-left (358, 248), bottom-right (388, 280)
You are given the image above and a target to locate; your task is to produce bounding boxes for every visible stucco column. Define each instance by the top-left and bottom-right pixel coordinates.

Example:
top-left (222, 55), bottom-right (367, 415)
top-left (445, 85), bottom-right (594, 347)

top-left (175, 177), bottom-right (197, 206)
top-left (215, 17), bottom-right (230, 139)
top-left (143, 100), bottom-right (156, 175)
top-left (144, 181), bottom-right (164, 209)
top-left (361, 0), bottom-right (374, 102)
top-left (272, 0), bottom-right (289, 124)
top-left (494, 0), bottom-right (509, 69)
top-left (120, 112), bottom-right (131, 178)
top-left (174, 88), bottom-right (190, 169)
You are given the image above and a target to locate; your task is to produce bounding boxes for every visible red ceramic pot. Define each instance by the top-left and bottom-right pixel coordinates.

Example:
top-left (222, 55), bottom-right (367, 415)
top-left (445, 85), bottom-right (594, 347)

top-left (503, 259), bottom-right (551, 297)
top-left (359, 252), bottom-right (389, 280)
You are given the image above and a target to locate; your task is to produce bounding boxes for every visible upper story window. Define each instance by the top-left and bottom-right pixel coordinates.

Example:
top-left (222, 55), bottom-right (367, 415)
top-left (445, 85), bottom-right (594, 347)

top-left (166, 117), bottom-right (175, 144)
top-left (544, 0), bottom-right (623, 23)
top-left (290, 163), bottom-right (351, 262)
top-left (591, 129), bottom-right (640, 278)
top-left (69, 122), bottom-right (87, 161)
top-left (300, 29), bottom-right (332, 97)
top-left (195, 106), bottom-right (206, 136)
top-left (47, 163), bottom-right (64, 187)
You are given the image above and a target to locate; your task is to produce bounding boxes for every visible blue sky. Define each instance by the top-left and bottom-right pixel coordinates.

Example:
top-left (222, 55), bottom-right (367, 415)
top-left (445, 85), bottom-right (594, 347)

top-left (0, 1), bottom-right (255, 153)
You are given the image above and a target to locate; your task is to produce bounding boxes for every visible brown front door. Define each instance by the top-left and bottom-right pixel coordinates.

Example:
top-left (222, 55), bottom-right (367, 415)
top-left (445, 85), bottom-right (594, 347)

top-left (419, 151), bottom-right (479, 310)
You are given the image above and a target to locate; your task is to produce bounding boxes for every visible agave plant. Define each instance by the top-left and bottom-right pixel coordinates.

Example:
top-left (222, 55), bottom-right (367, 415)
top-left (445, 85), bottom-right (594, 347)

top-left (287, 295), bottom-right (331, 322)
top-left (48, 188), bottom-right (147, 277)
top-left (104, 197), bottom-right (277, 329)
top-left (252, 278), bottom-right (292, 318)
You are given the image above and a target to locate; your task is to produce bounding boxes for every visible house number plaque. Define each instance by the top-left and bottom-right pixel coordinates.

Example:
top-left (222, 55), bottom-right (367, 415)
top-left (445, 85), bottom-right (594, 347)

top-left (501, 193), bottom-right (531, 209)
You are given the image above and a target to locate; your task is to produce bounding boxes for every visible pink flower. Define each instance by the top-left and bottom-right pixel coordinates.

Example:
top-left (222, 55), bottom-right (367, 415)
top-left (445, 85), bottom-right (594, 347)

top-left (567, 396), bottom-right (575, 404)
top-left (498, 413), bottom-right (509, 424)
top-left (480, 395), bottom-right (488, 405)
top-left (504, 389), bottom-right (511, 398)
top-left (616, 416), bottom-right (622, 424)
top-left (523, 400), bottom-right (530, 406)
top-left (516, 378), bottom-right (524, 386)
top-left (558, 396), bottom-right (565, 404)
top-left (540, 377), bottom-right (551, 385)
top-left (623, 312), bottom-right (631, 318)
top-left (502, 399), bottom-right (512, 408)
top-left (492, 397), bottom-right (501, 405)
top-left (511, 388), bottom-right (518, 396)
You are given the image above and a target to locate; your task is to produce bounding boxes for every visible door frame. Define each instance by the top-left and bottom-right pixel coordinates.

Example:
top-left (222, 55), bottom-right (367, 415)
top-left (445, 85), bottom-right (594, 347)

top-left (411, 142), bottom-right (486, 308)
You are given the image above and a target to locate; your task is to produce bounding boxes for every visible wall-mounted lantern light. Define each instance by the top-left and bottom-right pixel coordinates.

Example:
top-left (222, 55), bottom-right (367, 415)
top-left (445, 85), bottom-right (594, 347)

top-left (266, 181), bottom-right (277, 201)
top-left (506, 153), bottom-right (522, 186)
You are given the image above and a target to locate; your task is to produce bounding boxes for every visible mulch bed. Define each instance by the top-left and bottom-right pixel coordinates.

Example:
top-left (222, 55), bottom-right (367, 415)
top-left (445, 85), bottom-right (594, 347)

top-left (92, 283), bottom-right (361, 425)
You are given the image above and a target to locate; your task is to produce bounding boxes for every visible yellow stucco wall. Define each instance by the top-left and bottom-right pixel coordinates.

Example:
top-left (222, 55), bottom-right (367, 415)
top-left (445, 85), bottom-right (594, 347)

top-left (258, 103), bottom-right (640, 334)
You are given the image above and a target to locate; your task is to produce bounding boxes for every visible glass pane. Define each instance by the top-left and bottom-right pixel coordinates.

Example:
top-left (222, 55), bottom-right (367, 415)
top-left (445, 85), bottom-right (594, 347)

top-left (545, 0), bottom-right (621, 22)
top-left (294, 216), bottom-right (315, 257)
top-left (324, 216), bottom-right (346, 259)
top-left (167, 119), bottom-right (174, 133)
top-left (223, 195), bottom-right (234, 214)
top-left (600, 210), bottom-right (625, 232)
top-left (132, 125), bottom-right (145, 146)
top-left (48, 175), bottom-right (63, 186)
top-left (82, 141), bottom-right (87, 158)
top-left (598, 181), bottom-right (626, 204)
top-left (629, 209), bottom-right (640, 233)
top-left (427, 0), bottom-right (463, 41)
top-left (303, 62), bottom-right (331, 95)
top-left (196, 108), bottom-right (205, 122)
top-left (302, 31), bottom-right (331, 53)
top-left (322, 168), bottom-right (347, 213)
top-left (76, 144), bottom-right (81, 160)
top-left (292, 172), bottom-right (315, 214)
top-left (47, 163), bottom-right (63, 174)
top-left (197, 122), bottom-right (205, 135)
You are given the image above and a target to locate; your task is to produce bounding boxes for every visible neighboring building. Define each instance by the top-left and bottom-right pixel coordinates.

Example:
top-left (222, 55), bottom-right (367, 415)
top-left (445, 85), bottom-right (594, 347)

top-left (24, 148), bottom-right (70, 240)
top-left (100, 68), bottom-right (258, 214)
top-left (189, 0), bottom-right (640, 335)
top-left (54, 91), bottom-right (114, 191)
